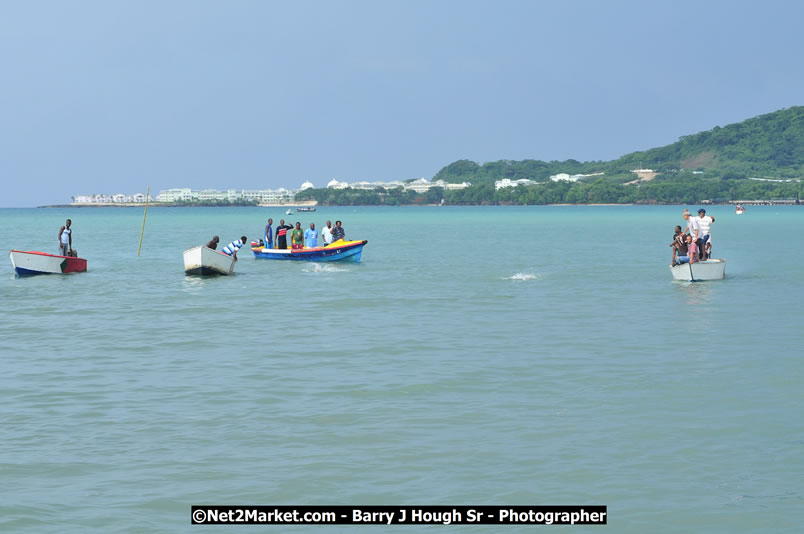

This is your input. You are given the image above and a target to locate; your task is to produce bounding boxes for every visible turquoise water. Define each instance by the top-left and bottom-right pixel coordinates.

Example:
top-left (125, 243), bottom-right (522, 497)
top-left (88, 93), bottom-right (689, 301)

top-left (1, 206), bottom-right (802, 532)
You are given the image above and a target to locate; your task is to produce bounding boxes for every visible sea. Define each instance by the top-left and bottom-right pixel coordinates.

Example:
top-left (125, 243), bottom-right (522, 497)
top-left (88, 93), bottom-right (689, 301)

top-left (0, 205), bottom-right (801, 533)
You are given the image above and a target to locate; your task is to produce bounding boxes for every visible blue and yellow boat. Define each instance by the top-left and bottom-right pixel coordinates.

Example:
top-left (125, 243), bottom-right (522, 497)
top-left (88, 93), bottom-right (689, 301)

top-left (251, 239), bottom-right (367, 263)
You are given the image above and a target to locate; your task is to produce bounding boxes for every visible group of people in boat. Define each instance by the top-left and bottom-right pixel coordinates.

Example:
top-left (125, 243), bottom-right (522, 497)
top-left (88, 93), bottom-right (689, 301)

top-left (203, 219), bottom-right (348, 260)
top-left (670, 208), bottom-right (715, 266)
top-left (261, 218), bottom-right (346, 250)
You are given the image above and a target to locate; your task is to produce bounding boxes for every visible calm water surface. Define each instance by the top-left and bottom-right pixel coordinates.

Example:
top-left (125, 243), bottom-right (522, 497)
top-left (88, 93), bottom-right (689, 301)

top-left (1, 206), bottom-right (802, 532)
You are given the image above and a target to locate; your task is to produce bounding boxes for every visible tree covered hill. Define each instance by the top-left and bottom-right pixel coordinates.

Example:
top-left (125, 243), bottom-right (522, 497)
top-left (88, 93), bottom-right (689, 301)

top-left (298, 107), bottom-right (803, 205)
top-left (434, 106), bottom-right (803, 184)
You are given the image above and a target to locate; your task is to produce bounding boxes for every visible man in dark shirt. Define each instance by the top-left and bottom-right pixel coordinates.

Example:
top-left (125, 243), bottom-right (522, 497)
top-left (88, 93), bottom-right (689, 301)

top-left (206, 236), bottom-right (220, 250)
top-left (670, 226), bottom-right (689, 266)
top-left (275, 219), bottom-right (293, 249)
top-left (331, 220), bottom-right (345, 242)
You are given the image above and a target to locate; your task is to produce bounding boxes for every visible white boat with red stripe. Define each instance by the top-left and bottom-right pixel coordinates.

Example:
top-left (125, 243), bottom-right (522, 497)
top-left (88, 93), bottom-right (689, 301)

top-left (9, 250), bottom-right (88, 276)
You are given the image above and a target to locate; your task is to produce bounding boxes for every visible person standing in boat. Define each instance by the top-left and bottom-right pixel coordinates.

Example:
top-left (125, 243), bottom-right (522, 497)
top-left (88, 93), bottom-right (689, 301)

top-left (682, 210), bottom-right (700, 263)
top-left (696, 209), bottom-right (715, 260)
top-left (58, 219), bottom-right (72, 256)
top-left (331, 220), bottom-right (345, 242)
top-left (291, 222), bottom-right (304, 250)
top-left (275, 219), bottom-right (292, 249)
top-left (264, 218), bottom-right (273, 249)
top-left (222, 236), bottom-right (247, 261)
top-left (304, 222), bottom-right (318, 248)
top-left (321, 220), bottom-right (333, 246)
top-left (206, 236), bottom-right (220, 250)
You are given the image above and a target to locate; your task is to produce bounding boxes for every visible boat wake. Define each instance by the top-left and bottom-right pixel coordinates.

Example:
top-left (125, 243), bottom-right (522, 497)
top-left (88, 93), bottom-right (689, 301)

top-left (504, 272), bottom-right (541, 281)
top-left (303, 264), bottom-right (348, 273)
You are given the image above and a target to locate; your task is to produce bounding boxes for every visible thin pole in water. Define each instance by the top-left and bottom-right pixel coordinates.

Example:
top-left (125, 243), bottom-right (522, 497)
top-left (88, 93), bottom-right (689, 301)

top-left (138, 186), bottom-right (150, 256)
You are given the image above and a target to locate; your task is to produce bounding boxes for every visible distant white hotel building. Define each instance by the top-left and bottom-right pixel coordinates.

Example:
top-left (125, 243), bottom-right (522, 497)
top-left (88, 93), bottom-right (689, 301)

top-left (495, 178), bottom-right (538, 189)
top-left (157, 187), bottom-right (298, 204)
top-left (550, 172), bottom-right (605, 182)
top-left (72, 193), bottom-right (153, 204)
top-left (326, 178), bottom-right (471, 192)
top-left (77, 177), bottom-right (472, 205)
top-left (495, 172), bottom-right (605, 189)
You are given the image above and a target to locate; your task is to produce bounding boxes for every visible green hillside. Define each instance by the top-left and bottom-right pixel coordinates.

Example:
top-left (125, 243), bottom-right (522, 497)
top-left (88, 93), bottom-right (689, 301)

top-left (435, 106), bottom-right (803, 184)
top-left (298, 107), bottom-right (803, 205)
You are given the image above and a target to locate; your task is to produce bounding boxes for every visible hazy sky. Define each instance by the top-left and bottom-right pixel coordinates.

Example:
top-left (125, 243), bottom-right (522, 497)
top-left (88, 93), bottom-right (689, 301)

top-left (2, 0), bottom-right (802, 206)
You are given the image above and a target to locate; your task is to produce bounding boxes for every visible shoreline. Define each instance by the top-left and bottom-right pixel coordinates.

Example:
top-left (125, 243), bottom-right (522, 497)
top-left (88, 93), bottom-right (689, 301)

top-left (33, 201), bottom-right (800, 209)
top-left (38, 201), bottom-right (317, 208)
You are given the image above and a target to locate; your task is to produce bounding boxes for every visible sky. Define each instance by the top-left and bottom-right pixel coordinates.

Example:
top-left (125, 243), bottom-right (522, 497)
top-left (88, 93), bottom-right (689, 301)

top-left (1, 0), bottom-right (802, 207)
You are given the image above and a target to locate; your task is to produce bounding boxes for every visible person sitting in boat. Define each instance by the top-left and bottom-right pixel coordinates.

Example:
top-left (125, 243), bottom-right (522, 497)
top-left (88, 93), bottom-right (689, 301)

top-left (672, 235), bottom-right (693, 266)
top-left (206, 236), bottom-right (220, 250)
top-left (58, 219), bottom-right (73, 256)
top-left (222, 236), bottom-right (247, 260)
top-left (291, 222), bottom-right (304, 250)
top-left (331, 220), bottom-right (345, 242)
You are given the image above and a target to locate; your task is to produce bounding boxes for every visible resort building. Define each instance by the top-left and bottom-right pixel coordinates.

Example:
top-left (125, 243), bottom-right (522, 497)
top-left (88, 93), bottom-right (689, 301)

top-left (442, 181), bottom-right (472, 190)
top-left (495, 178), bottom-right (537, 189)
top-left (326, 179), bottom-right (349, 189)
top-left (348, 180), bottom-right (407, 190)
top-left (324, 178), bottom-right (469, 192)
top-left (157, 188), bottom-right (195, 202)
top-left (549, 173), bottom-right (583, 183)
top-left (71, 193), bottom-right (153, 204)
top-left (156, 187), bottom-right (298, 204)
top-left (550, 172), bottom-right (605, 182)
top-left (405, 178), bottom-right (471, 192)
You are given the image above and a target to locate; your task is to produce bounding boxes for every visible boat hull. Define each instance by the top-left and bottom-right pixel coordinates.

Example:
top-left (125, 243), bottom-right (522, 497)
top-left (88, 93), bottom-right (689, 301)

top-left (183, 246), bottom-right (236, 276)
top-left (9, 250), bottom-right (87, 276)
top-left (670, 259), bottom-right (726, 281)
top-left (252, 240), bottom-right (367, 262)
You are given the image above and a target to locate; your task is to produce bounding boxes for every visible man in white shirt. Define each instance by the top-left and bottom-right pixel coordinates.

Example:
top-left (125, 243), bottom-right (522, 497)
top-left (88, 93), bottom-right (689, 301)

top-left (683, 210), bottom-right (700, 263)
top-left (321, 220), bottom-right (333, 246)
top-left (696, 209), bottom-right (715, 260)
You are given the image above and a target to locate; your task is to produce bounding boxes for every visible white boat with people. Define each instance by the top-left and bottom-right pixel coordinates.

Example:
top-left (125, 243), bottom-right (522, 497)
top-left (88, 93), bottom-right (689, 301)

top-left (183, 245), bottom-right (236, 276)
top-left (735, 205), bottom-right (746, 215)
top-left (669, 259), bottom-right (726, 281)
top-left (669, 208), bottom-right (725, 281)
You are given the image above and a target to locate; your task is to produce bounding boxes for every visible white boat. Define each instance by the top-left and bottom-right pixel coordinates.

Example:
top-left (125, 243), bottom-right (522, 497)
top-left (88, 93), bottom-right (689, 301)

top-left (735, 205), bottom-right (746, 215)
top-left (183, 246), bottom-right (236, 276)
top-left (285, 209), bottom-right (294, 215)
top-left (9, 250), bottom-right (87, 276)
top-left (669, 259), bottom-right (726, 281)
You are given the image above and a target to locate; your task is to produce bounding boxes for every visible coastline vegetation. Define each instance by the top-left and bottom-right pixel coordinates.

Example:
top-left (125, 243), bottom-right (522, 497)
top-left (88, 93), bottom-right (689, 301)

top-left (297, 106), bottom-right (803, 205)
